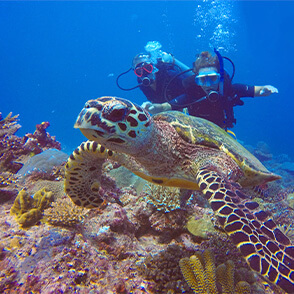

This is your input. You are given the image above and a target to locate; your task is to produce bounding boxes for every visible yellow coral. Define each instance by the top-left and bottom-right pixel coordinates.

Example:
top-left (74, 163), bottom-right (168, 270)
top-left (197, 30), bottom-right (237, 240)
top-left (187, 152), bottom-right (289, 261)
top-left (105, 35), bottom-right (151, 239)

top-left (10, 189), bottom-right (34, 216)
top-left (234, 281), bottom-right (251, 294)
top-left (180, 256), bottom-right (204, 293)
top-left (203, 250), bottom-right (217, 293)
top-left (179, 250), bottom-right (217, 294)
top-left (10, 187), bottom-right (54, 228)
top-left (34, 188), bottom-right (54, 211)
top-left (44, 197), bottom-right (88, 226)
top-left (179, 250), bottom-right (251, 294)
top-left (216, 260), bottom-right (234, 294)
top-left (17, 208), bottom-right (42, 227)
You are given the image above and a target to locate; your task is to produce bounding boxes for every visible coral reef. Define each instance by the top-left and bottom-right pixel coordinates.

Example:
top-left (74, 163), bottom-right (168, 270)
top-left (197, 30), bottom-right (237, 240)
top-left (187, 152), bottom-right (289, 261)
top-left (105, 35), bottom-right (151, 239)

top-left (287, 192), bottom-right (294, 209)
top-left (44, 197), bottom-right (88, 227)
top-left (0, 112), bottom-right (63, 208)
top-left (17, 149), bottom-right (68, 181)
top-left (26, 121), bottom-right (61, 151)
top-left (0, 112), bottom-right (26, 173)
top-left (142, 183), bottom-right (182, 212)
top-left (26, 179), bottom-right (65, 199)
top-left (186, 208), bottom-right (216, 240)
top-left (10, 188), bottom-right (54, 227)
top-left (179, 250), bottom-right (251, 294)
top-left (252, 141), bottom-right (273, 162)
top-left (0, 112), bottom-right (21, 137)
top-left (136, 244), bottom-right (193, 293)
top-left (0, 113), bottom-right (61, 174)
top-left (1, 118), bottom-right (292, 293)
top-left (108, 165), bottom-right (148, 195)
top-left (149, 209), bottom-right (188, 243)
top-left (180, 250), bottom-right (217, 293)
top-left (0, 172), bottom-right (19, 203)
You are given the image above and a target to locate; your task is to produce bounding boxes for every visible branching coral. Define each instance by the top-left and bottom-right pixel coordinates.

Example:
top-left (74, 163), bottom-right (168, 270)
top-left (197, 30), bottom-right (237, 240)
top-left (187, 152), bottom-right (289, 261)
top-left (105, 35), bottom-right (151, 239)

top-left (10, 188), bottom-right (54, 227)
top-left (44, 197), bottom-right (88, 227)
top-left (142, 183), bottom-right (181, 212)
top-left (0, 112), bottom-right (62, 174)
top-left (25, 121), bottom-right (61, 150)
top-left (179, 250), bottom-right (217, 293)
top-left (179, 250), bottom-right (251, 294)
top-left (0, 112), bottom-right (26, 173)
top-left (0, 112), bottom-right (21, 137)
top-left (0, 172), bottom-right (19, 203)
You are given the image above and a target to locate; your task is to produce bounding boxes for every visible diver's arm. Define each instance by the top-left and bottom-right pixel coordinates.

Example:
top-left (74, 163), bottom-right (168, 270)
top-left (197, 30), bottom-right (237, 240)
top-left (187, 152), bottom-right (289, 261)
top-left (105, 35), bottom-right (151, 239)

top-left (231, 84), bottom-right (255, 98)
top-left (254, 85), bottom-right (279, 97)
top-left (141, 101), bottom-right (171, 114)
top-left (161, 52), bottom-right (191, 72)
top-left (169, 94), bottom-right (190, 110)
top-left (141, 93), bottom-right (189, 114)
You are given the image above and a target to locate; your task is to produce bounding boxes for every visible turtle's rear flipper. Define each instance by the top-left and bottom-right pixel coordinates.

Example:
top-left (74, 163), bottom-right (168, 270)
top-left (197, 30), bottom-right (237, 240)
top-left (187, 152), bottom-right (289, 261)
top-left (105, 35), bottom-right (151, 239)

top-left (65, 141), bottom-right (112, 208)
top-left (196, 168), bottom-right (294, 293)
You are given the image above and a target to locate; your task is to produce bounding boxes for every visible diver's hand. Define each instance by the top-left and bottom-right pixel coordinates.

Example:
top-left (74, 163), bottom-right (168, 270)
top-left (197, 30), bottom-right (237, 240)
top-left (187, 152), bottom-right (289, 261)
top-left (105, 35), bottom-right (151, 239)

top-left (141, 102), bottom-right (171, 114)
top-left (259, 85), bottom-right (279, 96)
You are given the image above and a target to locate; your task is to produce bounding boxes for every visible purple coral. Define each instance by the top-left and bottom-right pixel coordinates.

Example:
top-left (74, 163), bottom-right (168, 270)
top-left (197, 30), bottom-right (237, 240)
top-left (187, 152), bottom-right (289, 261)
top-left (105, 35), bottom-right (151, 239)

top-left (0, 112), bottom-right (62, 174)
top-left (26, 121), bottom-right (61, 151)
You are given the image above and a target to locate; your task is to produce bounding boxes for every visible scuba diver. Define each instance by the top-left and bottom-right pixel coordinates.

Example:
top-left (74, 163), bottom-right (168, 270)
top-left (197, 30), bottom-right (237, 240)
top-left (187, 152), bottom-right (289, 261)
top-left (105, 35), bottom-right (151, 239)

top-left (116, 41), bottom-right (193, 111)
top-left (146, 50), bottom-right (278, 129)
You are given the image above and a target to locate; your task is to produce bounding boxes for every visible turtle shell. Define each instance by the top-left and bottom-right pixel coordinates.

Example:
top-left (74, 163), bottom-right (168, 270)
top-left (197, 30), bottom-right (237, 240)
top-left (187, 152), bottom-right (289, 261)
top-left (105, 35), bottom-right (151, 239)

top-left (153, 111), bottom-right (280, 186)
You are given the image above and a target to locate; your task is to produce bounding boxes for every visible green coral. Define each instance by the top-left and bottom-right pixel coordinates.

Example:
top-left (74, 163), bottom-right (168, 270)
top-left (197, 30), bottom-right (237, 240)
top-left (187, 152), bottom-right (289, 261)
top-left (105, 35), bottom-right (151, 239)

top-left (287, 193), bottom-right (294, 209)
top-left (179, 250), bottom-right (251, 294)
top-left (10, 188), bottom-right (54, 228)
top-left (186, 214), bottom-right (216, 239)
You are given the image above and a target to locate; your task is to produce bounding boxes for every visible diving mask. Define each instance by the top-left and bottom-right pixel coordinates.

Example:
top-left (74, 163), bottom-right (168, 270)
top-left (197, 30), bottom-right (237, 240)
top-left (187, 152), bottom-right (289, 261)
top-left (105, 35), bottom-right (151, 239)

top-left (195, 71), bottom-right (220, 87)
top-left (134, 63), bottom-right (154, 77)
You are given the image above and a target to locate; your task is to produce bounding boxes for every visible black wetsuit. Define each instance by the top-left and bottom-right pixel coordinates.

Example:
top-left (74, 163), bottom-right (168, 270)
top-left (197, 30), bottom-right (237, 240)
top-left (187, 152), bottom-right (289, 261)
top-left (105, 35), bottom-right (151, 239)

top-left (139, 60), bottom-right (190, 103)
top-left (169, 73), bottom-right (255, 129)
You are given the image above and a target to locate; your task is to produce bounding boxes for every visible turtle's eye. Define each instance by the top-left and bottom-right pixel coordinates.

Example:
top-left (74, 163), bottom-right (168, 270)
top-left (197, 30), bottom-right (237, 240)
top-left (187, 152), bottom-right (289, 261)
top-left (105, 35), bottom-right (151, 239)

top-left (107, 106), bottom-right (127, 122)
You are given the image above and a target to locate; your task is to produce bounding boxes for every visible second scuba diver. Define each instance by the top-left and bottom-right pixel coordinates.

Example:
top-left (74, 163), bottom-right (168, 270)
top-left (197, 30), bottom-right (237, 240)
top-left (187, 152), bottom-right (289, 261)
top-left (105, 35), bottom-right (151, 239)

top-left (146, 50), bottom-right (278, 130)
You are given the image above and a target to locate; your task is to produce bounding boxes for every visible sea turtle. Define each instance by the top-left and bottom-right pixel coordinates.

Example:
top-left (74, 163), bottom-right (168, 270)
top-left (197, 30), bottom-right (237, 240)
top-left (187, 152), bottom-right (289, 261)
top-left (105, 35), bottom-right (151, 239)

top-left (65, 96), bottom-right (294, 293)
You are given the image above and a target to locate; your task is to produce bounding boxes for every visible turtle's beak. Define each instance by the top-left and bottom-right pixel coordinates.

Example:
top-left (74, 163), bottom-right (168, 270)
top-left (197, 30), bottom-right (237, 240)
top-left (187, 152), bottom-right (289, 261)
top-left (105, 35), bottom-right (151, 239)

top-left (78, 127), bottom-right (106, 142)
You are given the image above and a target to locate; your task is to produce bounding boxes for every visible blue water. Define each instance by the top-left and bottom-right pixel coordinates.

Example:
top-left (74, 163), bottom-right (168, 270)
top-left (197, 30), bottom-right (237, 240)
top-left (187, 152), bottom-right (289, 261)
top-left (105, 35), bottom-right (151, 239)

top-left (1, 1), bottom-right (294, 157)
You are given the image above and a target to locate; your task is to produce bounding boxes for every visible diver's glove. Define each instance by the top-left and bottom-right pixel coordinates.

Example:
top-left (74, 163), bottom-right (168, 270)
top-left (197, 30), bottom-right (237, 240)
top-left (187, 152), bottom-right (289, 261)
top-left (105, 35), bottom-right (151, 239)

top-left (259, 85), bottom-right (279, 96)
top-left (141, 102), bottom-right (172, 114)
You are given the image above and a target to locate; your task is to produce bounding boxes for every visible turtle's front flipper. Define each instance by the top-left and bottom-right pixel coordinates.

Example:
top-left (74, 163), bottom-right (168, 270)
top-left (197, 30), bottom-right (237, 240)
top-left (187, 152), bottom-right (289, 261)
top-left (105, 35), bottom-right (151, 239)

top-left (65, 141), bottom-right (120, 208)
top-left (196, 168), bottom-right (294, 293)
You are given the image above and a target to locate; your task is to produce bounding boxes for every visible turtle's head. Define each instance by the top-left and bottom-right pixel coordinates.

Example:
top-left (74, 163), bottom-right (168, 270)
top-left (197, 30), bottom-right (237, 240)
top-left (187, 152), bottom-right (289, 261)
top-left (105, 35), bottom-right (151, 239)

top-left (74, 96), bottom-right (153, 153)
